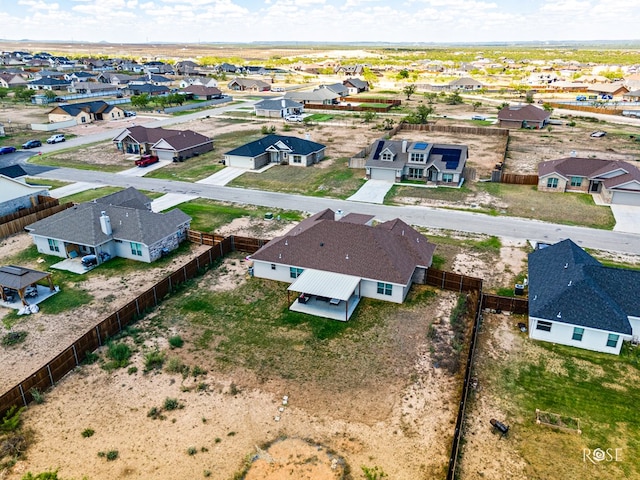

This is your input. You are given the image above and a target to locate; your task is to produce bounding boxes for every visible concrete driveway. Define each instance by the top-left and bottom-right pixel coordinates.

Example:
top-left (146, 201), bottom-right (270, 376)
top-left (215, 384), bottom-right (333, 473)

top-left (196, 167), bottom-right (246, 186)
top-left (347, 180), bottom-right (394, 204)
top-left (611, 205), bottom-right (640, 234)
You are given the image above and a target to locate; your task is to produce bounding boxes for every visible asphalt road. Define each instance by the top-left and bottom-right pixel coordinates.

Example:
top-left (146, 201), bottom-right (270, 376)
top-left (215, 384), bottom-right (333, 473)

top-left (33, 166), bottom-right (640, 255)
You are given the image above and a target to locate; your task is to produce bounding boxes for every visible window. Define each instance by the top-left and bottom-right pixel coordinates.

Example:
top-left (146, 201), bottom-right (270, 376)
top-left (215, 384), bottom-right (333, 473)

top-left (410, 153), bottom-right (425, 163)
top-left (572, 327), bottom-right (584, 341)
top-left (289, 267), bottom-right (304, 279)
top-left (547, 177), bottom-right (559, 188)
top-left (130, 242), bottom-right (142, 256)
top-left (381, 152), bottom-right (393, 161)
top-left (408, 168), bottom-right (423, 179)
top-left (606, 333), bottom-right (619, 348)
top-left (377, 282), bottom-right (392, 296)
top-left (536, 320), bottom-right (552, 332)
top-left (442, 173), bottom-right (454, 183)
top-left (48, 238), bottom-right (59, 252)
top-left (271, 264), bottom-right (276, 270)
top-left (292, 155), bottom-right (302, 164)
top-left (570, 176), bottom-right (582, 187)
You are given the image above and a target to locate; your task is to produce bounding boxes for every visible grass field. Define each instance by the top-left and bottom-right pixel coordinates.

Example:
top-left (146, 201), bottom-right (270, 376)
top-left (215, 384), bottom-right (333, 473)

top-left (229, 157), bottom-right (365, 198)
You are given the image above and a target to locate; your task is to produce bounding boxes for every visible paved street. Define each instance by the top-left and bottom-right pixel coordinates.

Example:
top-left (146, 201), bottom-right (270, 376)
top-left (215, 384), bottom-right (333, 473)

top-left (32, 166), bottom-right (640, 255)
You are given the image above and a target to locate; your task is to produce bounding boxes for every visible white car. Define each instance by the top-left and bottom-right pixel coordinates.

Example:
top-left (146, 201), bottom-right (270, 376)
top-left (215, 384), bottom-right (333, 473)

top-left (46, 134), bottom-right (65, 144)
top-left (471, 115), bottom-right (486, 121)
top-left (285, 115), bottom-right (303, 122)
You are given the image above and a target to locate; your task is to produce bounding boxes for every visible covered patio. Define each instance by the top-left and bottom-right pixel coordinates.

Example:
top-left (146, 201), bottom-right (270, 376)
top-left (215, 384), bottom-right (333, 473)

top-left (0, 265), bottom-right (57, 307)
top-left (287, 269), bottom-right (361, 321)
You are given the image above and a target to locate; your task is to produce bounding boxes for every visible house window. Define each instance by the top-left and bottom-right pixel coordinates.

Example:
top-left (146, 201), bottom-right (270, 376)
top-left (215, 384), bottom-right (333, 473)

top-left (48, 238), bottom-right (60, 252)
top-left (289, 267), bottom-right (304, 279)
top-left (377, 282), bottom-right (392, 296)
top-left (536, 320), bottom-right (552, 332)
top-left (81, 117), bottom-right (86, 123)
top-left (408, 168), bottom-right (423, 179)
top-left (442, 173), bottom-right (454, 183)
top-left (410, 153), bottom-right (425, 163)
top-left (547, 178), bottom-right (559, 188)
top-left (271, 264), bottom-right (276, 270)
top-left (130, 242), bottom-right (142, 256)
top-left (570, 176), bottom-right (582, 187)
top-left (381, 152), bottom-right (393, 161)
top-left (292, 155), bottom-right (302, 164)
top-left (572, 327), bottom-right (584, 341)
top-left (606, 333), bottom-right (619, 348)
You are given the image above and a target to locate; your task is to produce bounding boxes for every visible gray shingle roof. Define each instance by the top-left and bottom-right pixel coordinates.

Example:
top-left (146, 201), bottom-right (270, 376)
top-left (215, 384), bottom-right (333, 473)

top-left (251, 209), bottom-right (435, 285)
top-left (528, 239), bottom-right (637, 334)
top-left (254, 98), bottom-right (303, 111)
top-left (225, 134), bottom-right (325, 158)
top-left (365, 139), bottom-right (467, 174)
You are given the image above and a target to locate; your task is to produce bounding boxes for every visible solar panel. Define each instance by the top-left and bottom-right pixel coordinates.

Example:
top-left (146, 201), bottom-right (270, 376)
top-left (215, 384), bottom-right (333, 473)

top-left (0, 266), bottom-right (28, 276)
top-left (432, 148), bottom-right (461, 170)
top-left (414, 142), bottom-right (429, 150)
top-left (372, 140), bottom-right (385, 160)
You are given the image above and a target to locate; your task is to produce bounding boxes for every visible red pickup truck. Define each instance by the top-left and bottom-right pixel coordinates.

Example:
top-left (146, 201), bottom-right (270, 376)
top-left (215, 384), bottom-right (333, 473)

top-left (135, 154), bottom-right (159, 167)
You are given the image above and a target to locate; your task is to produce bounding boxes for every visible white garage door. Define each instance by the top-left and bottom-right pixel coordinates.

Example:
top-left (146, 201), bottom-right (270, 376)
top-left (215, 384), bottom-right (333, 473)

top-left (156, 150), bottom-right (175, 161)
top-left (611, 191), bottom-right (640, 206)
top-left (370, 168), bottom-right (396, 182)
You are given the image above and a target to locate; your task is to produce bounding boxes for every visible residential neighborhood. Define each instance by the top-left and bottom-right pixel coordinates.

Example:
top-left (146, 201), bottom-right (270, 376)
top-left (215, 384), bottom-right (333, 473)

top-left (1, 39), bottom-right (640, 480)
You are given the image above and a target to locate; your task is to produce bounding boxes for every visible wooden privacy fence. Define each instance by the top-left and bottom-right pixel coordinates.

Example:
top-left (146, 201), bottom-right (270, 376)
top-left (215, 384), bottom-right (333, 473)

top-left (400, 123), bottom-right (510, 137)
top-left (0, 235), bottom-right (243, 416)
top-left (425, 268), bottom-right (483, 293)
top-left (0, 201), bottom-right (74, 239)
top-left (482, 294), bottom-right (529, 314)
top-left (305, 103), bottom-right (395, 113)
top-left (0, 195), bottom-right (58, 225)
top-left (547, 102), bottom-right (624, 116)
top-left (344, 97), bottom-right (401, 106)
top-left (499, 173), bottom-right (539, 185)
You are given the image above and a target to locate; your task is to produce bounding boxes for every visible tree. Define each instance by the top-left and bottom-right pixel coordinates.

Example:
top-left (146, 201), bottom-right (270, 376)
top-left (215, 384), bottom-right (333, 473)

top-left (497, 101), bottom-right (510, 111)
top-left (130, 93), bottom-right (151, 109)
top-left (154, 96), bottom-right (167, 109)
top-left (363, 111), bottom-right (376, 123)
top-left (542, 102), bottom-right (554, 114)
top-left (362, 67), bottom-right (377, 88)
top-left (423, 92), bottom-right (438, 104)
top-left (447, 90), bottom-right (463, 105)
top-left (397, 69), bottom-right (409, 80)
top-left (472, 101), bottom-right (482, 111)
top-left (406, 104), bottom-right (435, 124)
top-left (15, 87), bottom-right (33, 103)
top-left (525, 91), bottom-right (535, 103)
top-left (403, 84), bottom-right (417, 100)
top-left (0, 87), bottom-right (10, 101)
top-left (43, 90), bottom-right (57, 102)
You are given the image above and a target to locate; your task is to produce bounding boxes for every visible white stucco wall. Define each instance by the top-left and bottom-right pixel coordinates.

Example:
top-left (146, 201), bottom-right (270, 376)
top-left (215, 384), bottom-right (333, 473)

top-left (31, 235), bottom-right (67, 259)
top-left (112, 240), bottom-right (152, 263)
top-left (528, 316), bottom-right (626, 354)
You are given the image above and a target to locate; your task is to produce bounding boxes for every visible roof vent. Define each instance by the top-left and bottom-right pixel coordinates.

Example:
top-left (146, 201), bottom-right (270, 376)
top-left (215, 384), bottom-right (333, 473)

top-left (564, 263), bottom-right (568, 269)
top-left (533, 295), bottom-right (537, 301)
top-left (345, 254), bottom-right (349, 260)
top-left (557, 312), bottom-right (562, 319)
top-left (278, 253), bottom-right (282, 259)
top-left (568, 280), bottom-right (572, 286)
top-left (320, 242), bottom-right (324, 247)
top-left (285, 240), bottom-right (288, 246)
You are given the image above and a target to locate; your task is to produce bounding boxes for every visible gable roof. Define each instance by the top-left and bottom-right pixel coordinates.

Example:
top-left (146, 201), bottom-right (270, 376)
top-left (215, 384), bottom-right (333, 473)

top-left (181, 85), bottom-right (222, 96)
top-left (93, 186), bottom-right (151, 210)
top-left (528, 239), bottom-right (637, 334)
top-left (343, 78), bottom-right (368, 89)
top-left (538, 157), bottom-right (640, 188)
top-left (365, 139), bottom-right (467, 173)
top-left (49, 100), bottom-right (115, 117)
top-left (0, 165), bottom-right (28, 179)
top-left (254, 98), bottom-right (303, 111)
top-left (225, 134), bottom-right (325, 158)
top-left (251, 209), bottom-right (436, 285)
top-left (113, 125), bottom-right (212, 153)
top-left (498, 104), bottom-right (550, 123)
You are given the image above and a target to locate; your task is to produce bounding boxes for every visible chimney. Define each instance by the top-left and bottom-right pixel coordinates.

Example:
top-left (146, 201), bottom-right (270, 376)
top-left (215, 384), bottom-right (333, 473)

top-left (99, 211), bottom-right (112, 235)
top-left (334, 209), bottom-right (344, 221)
top-left (402, 140), bottom-right (408, 153)
top-left (305, 133), bottom-right (311, 141)
top-left (281, 99), bottom-right (286, 108)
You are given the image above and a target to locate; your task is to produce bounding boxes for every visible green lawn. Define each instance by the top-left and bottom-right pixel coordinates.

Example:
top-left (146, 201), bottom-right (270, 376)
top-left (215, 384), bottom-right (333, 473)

top-left (305, 114), bottom-right (334, 122)
top-left (26, 177), bottom-right (70, 190)
top-left (229, 157), bottom-right (366, 199)
top-left (60, 186), bottom-right (124, 203)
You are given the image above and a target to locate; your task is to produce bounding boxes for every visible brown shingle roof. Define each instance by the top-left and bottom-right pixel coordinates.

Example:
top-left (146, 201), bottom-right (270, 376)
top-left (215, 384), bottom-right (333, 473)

top-left (538, 158), bottom-right (640, 187)
top-left (498, 104), bottom-right (550, 122)
top-left (251, 209), bottom-right (435, 285)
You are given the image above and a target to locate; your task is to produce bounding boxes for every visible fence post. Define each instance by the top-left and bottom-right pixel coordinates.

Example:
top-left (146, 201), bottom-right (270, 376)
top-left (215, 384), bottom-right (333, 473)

top-left (19, 384), bottom-right (27, 407)
top-left (168, 276), bottom-right (172, 292)
top-left (116, 311), bottom-right (122, 331)
top-left (135, 298), bottom-right (140, 316)
top-left (72, 344), bottom-right (79, 366)
top-left (442, 272), bottom-right (445, 289)
top-left (153, 285), bottom-right (158, 306)
top-left (460, 275), bottom-right (463, 293)
top-left (47, 364), bottom-right (54, 386)
top-left (183, 265), bottom-right (187, 282)
top-left (96, 326), bottom-right (102, 346)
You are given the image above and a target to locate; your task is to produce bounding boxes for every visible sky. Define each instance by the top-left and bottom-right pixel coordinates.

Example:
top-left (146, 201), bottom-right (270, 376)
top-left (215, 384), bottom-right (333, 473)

top-left (1, 0), bottom-right (640, 45)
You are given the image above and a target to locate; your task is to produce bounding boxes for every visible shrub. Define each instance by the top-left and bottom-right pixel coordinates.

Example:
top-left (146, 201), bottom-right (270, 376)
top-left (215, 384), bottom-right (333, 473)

top-left (104, 342), bottom-right (132, 369)
top-left (127, 366), bottom-right (138, 375)
top-left (144, 349), bottom-right (165, 372)
top-left (191, 365), bottom-right (207, 377)
top-left (147, 406), bottom-right (164, 420)
top-left (1, 405), bottom-right (25, 432)
top-left (81, 428), bottom-right (95, 438)
top-left (30, 387), bottom-right (45, 404)
top-left (163, 397), bottom-right (182, 411)
top-left (165, 356), bottom-right (188, 375)
top-left (168, 335), bottom-right (184, 349)
top-left (1, 331), bottom-right (28, 347)
top-left (21, 471), bottom-right (60, 480)
top-left (187, 446), bottom-right (197, 456)
top-left (83, 351), bottom-right (99, 364)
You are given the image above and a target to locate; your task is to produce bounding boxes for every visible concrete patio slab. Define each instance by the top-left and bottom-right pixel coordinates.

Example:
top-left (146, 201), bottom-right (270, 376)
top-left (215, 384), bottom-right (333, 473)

top-left (0, 284), bottom-right (59, 310)
top-left (50, 257), bottom-right (93, 274)
top-left (347, 179), bottom-right (394, 204)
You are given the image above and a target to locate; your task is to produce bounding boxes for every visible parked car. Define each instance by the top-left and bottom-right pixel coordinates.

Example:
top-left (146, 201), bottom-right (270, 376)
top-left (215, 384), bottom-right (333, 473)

top-left (590, 131), bottom-right (607, 138)
top-left (22, 139), bottom-right (42, 149)
top-left (135, 154), bottom-right (159, 167)
top-left (46, 134), bottom-right (65, 144)
top-left (0, 146), bottom-right (17, 155)
top-left (285, 114), bottom-right (303, 122)
top-left (471, 115), bottom-right (486, 121)
top-left (576, 95), bottom-right (587, 101)
top-left (124, 110), bottom-right (136, 117)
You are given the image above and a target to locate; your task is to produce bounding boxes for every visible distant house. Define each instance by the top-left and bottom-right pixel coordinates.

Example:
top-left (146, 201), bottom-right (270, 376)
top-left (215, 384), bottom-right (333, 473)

top-left (69, 82), bottom-right (119, 95)
top-left (335, 64), bottom-right (365, 76)
top-left (254, 98), bottom-right (303, 118)
top-left (64, 71), bottom-right (96, 82)
top-left (175, 60), bottom-right (199, 75)
top-left (26, 77), bottom-right (71, 91)
top-left (528, 239), bottom-right (640, 355)
top-left (497, 104), bottom-right (550, 129)
top-left (538, 157), bottom-right (640, 206)
top-left (113, 125), bottom-right (213, 161)
top-left (224, 134), bottom-right (325, 169)
top-left (48, 100), bottom-right (125, 124)
top-left (0, 175), bottom-right (50, 217)
top-left (587, 83), bottom-right (629, 97)
top-left (284, 89), bottom-right (340, 106)
top-left (448, 77), bottom-right (484, 90)
top-left (98, 72), bottom-right (137, 85)
top-left (26, 188), bottom-right (191, 264)
top-left (319, 83), bottom-right (349, 97)
top-left (124, 83), bottom-right (170, 96)
top-left (365, 139), bottom-right (468, 185)
top-left (130, 74), bottom-right (173, 87)
top-left (180, 84), bottom-right (223, 100)
top-left (342, 78), bottom-right (369, 95)
top-left (250, 208), bottom-right (436, 321)
top-left (227, 77), bottom-right (271, 92)
top-left (622, 90), bottom-right (640, 102)
top-left (0, 72), bottom-right (27, 88)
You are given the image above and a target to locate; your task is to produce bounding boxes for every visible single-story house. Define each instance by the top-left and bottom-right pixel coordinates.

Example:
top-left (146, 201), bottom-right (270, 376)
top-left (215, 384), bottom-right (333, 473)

top-left (26, 77), bottom-right (71, 91)
top-left (175, 60), bottom-right (199, 75)
top-left (48, 100), bottom-right (125, 124)
top-left (0, 175), bottom-right (50, 217)
top-left (26, 188), bottom-right (191, 264)
top-left (365, 139), bottom-right (468, 186)
top-left (69, 82), bottom-right (119, 95)
top-left (497, 104), bottom-right (551, 129)
top-left (98, 72), bottom-right (137, 85)
top-left (180, 84), bottom-right (223, 100)
top-left (622, 90), bottom-right (640, 102)
top-left (448, 77), bottom-right (484, 90)
top-left (113, 125), bottom-right (213, 161)
top-left (587, 83), bottom-right (629, 97)
top-left (250, 208), bottom-right (436, 321)
top-left (227, 77), bottom-right (271, 91)
top-left (319, 83), bottom-right (349, 97)
top-left (0, 72), bottom-right (28, 88)
top-left (343, 78), bottom-right (369, 95)
top-left (124, 83), bottom-right (170, 96)
top-left (528, 239), bottom-right (640, 354)
top-left (64, 71), bottom-right (96, 82)
top-left (130, 74), bottom-right (173, 87)
top-left (284, 89), bottom-right (340, 105)
top-left (254, 98), bottom-right (303, 118)
top-left (538, 157), bottom-right (640, 206)
top-left (224, 134), bottom-right (325, 169)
